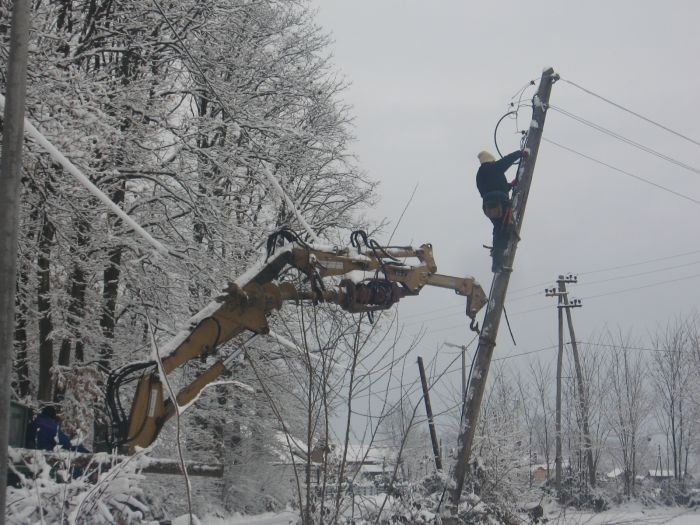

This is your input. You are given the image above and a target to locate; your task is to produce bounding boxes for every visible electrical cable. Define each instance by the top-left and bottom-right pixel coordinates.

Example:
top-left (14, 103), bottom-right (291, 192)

top-left (542, 137), bottom-right (700, 206)
top-left (492, 343), bottom-right (559, 362)
top-left (403, 246), bottom-right (700, 326)
top-left (397, 254), bottom-right (700, 327)
top-left (549, 104), bottom-right (700, 176)
top-left (494, 110), bottom-right (518, 158)
top-left (577, 259), bottom-right (700, 286)
top-left (581, 249), bottom-right (700, 276)
top-left (574, 341), bottom-right (678, 354)
top-left (561, 78), bottom-right (700, 148)
top-left (580, 271), bottom-right (700, 301)
top-left (502, 306), bottom-right (517, 346)
top-left (399, 267), bottom-right (700, 335)
top-left (508, 270), bottom-right (700, 317)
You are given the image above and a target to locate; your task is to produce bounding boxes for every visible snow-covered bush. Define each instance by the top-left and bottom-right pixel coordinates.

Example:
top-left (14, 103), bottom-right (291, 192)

top-left (51, 364), bottom-right (106, 439)
top-left (6, 449), bottom-right (148, 524)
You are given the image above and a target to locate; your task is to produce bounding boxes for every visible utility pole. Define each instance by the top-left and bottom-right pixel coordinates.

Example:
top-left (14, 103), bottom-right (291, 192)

top-left (448, 68), bottom-right (558, 510)
top-left (544, 283), bottom-right (568, 496)
top-left (558, 276), bottom-right (595, 487)
top-left (444, 341), bottom-right (471, 401)
top-left (461, 348), bottom-right (466, 402)
top-left (547, 274), bottom-right (589, 501)
top-left (0, 2), bottom-right (31, 523)
top-left (417, 357), bottom-right (442, 471)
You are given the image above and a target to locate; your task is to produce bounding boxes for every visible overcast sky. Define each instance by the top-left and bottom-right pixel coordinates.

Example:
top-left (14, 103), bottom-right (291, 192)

top-left (310, 1), bottom-right (700, 435)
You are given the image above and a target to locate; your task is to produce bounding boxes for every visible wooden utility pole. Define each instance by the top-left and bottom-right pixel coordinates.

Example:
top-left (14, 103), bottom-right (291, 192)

top-left (559, 276), bottom-right (595, 487)
top-left (548, 274), bottom-right (591, 499)
top-left (444, 341), bottom-right (470, 401)
top-left (0, 1), bottom-right (31, 522)
top-left (545, 283), bottom-right (566, 495)
top-left (557, 301), bottom-right (564, 491)
top-left (448, 68), bottom-right (558, 509)
top-left (417, 357), bottom-right (442, 471)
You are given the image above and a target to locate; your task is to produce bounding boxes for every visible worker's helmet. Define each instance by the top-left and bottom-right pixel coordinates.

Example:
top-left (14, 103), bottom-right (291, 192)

top-left (478, 151), bottom-right (496, 164)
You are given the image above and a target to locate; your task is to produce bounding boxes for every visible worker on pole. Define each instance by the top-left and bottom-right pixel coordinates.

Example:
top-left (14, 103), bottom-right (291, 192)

top-left (476, 148), bottom-right (528, 272)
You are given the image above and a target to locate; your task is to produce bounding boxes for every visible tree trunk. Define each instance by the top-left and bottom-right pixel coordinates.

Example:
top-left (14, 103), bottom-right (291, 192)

top-left (12, 194), bottom-right (39, 398)
top-left (58, 218), bottom-right (89, 367)
top-left (670, 405), bottom-right (678, 481)
top-left (37, 212), bottom-right (55, 401)
top-left (13, 277), bottom-right (30, 397)
top-left (98, 183), bottom-right (125, 370)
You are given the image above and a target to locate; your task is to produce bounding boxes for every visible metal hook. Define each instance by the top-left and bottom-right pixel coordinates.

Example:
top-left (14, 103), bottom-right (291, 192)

top-left (469, 317), bottom-right (480, 334)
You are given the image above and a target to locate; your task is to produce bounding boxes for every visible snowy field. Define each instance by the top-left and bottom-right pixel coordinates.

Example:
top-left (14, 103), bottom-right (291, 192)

top-left (202, 511), bottom-right (296, 525)
top-left (195, 505), bottom-right (700, 525)
top-left (557, 506), bottom-right (700, 524)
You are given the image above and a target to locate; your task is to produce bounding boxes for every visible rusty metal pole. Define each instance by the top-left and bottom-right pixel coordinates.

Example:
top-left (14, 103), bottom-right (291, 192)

top-left (448, 68), bottom-right (558, 510)
top-left (417, 357), bottom-right (442, 471)
top-left (0, 1), bottom-right (31, 522)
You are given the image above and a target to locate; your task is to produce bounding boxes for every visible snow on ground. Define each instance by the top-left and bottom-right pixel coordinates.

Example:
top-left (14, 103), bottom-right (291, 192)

top-left (547, 504), bottom-right (700, 524)
top-left (201, 510), bottom-right (296, 525)
top-left (196, 505), bottom-right (700, 525)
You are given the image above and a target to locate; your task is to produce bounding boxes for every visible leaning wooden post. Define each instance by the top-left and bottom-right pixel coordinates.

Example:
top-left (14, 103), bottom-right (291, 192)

top-left (417, 356), bottom-right (442, 471)
top-left (448, 68), bottom-right (558, 510)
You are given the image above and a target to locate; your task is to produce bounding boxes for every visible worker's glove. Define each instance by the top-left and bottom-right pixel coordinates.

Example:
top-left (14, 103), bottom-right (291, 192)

top-left (521, 148), bottom-right (530, 158)
top-left (510, 179), bottom-right (518, 188)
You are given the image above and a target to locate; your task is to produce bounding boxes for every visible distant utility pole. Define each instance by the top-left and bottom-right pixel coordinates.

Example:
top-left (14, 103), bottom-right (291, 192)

top-left (0, 1), bottom-right (31, 523)
top-left (444, 341), bottom-right (470, 401)
top-left (547, 274), bottom-right (592, 500)
top-left (558, 275), bottom-right (595, 487)
top-left (448, 68), bottom-right (558, 510)
top-left (544, 280), bottom-right (570, 496)
top-left (417, 357), bottom-right (442, 472)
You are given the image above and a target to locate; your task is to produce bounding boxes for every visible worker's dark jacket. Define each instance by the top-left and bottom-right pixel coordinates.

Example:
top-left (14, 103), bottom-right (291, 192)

top-left (25, 414), bottom-right (89, 453)
top-left (476, 151), bottom-right (523, 198)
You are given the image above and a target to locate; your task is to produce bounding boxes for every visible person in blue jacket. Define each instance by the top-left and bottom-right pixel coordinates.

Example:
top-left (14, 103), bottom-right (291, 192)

top-left (476, 149), bottom-right (528, 272)
top-left (25, 405), bottom-right (89, 453)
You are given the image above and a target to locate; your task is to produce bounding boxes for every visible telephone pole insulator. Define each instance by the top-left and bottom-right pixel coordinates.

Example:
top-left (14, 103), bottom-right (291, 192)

top-left (558, 298), bottom-right (582, 308)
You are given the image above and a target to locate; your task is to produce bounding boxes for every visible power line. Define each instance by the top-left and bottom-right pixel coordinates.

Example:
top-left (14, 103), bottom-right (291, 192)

top-left (398, 254), bottom-right (700, 325)
top-left (549, 104), bottom-right (700, 176)
top-left (508, 248), bottom-right (700, 296)
top-left (582, 271), bottom-right (700, 301)
top-left (580, 248), bottom-right (700, 276)
top-left (509, 259), bottom-right (700, 302)
top-left (415, 270), bottom-right (700, 322)
top-left (542, 137), bottom-right (700, 206)
top-left (504, 259), bottom-right (700, 304)
top-left (577, 259), bottom-right (700, 287)
top-left (576, 341), bottom-right (673, 354)
top-left (561, 78), bottom-right (700, 148)
top-left (493, 343), bottom-right (559, 361)
top-left (401, 88), bottom-right (700, 327)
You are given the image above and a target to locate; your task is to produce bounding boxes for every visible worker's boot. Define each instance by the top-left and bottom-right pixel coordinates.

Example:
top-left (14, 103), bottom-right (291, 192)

top-left (491, 236), bottom-right (507, 272)
top-left (491, 253), bottom-right (503, 273)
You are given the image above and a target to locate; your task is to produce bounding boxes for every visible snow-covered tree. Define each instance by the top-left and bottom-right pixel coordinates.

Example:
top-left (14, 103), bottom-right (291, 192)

top-left (651, 318), bottom-right (696, 483)
top-left (3, 0), bottom-right (378, 520)
top-left (604, 330), bottom-right (648, 497)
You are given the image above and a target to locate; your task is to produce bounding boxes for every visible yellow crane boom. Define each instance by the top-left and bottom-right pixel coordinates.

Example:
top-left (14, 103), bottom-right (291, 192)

top-left (106, 230), bottom-right (487, 454)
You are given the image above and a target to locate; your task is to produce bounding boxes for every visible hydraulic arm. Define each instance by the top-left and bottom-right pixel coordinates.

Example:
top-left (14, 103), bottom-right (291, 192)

top-left (106, 230), bottom-right (487, 454)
